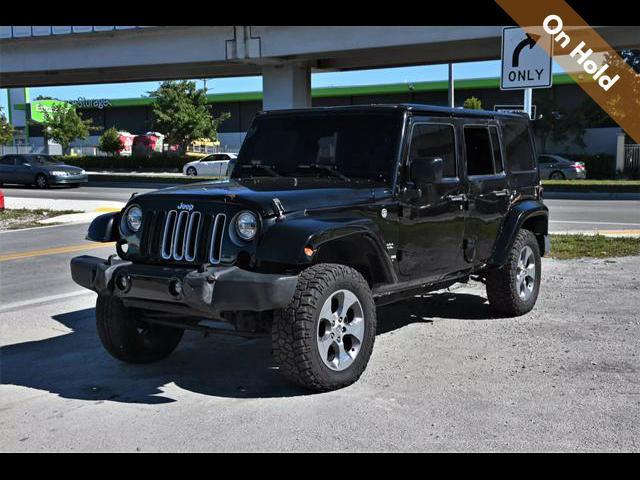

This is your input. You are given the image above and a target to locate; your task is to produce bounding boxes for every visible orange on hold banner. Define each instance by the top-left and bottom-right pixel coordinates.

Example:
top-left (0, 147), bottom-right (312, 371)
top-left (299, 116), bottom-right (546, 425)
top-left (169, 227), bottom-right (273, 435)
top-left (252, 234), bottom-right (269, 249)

top-left (496, 0), bottom-right (640, 144)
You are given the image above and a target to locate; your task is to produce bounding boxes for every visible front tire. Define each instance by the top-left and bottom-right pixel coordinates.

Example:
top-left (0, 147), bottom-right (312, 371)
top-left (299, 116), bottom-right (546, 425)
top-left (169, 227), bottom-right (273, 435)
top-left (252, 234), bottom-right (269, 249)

top-left (96, 295), bottom-right (184, 364)
top-left (35, 173), bottom-right (49, 189)
top-left (186, 167), bottom-right (197, 176)
top-left (272, 264), bottom-right (376, 391)
top-left (486, 229), bottom-right (541, 316)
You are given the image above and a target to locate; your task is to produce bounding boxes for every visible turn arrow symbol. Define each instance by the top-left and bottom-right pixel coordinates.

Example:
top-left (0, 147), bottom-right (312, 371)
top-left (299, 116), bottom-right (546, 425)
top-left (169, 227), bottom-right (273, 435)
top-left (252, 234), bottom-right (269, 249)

top-left (512, 33), bottom-right (541, 68)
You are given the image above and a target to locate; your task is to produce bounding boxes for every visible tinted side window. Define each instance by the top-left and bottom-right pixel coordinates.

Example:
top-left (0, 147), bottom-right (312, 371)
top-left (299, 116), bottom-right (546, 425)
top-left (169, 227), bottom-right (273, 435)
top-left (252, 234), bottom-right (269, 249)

top-left (409, 124), bottom-right (456, 178)
top-left (464, 126), bottom-right (494, 176)
top-left (502, 120), bottom-right (535, 172)
top-left (0, 156), bottom-right (15, 165)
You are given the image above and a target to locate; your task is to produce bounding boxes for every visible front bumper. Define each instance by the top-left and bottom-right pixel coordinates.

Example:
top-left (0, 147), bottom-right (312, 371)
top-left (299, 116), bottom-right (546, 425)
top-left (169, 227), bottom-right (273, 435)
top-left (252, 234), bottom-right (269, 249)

top-left (70, 255), bottom-right (298, 316)
top-left (50, 174), bottom-right (88, 185)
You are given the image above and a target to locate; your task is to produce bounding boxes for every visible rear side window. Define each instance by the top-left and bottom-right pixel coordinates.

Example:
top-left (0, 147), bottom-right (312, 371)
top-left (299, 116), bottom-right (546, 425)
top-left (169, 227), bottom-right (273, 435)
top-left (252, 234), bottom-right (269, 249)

top-left (409, 124), bottom-right (457, 178)
top-left (502, 120), bottom-right (535, 172)
top-left (464, 126), bottom-right (494, 176)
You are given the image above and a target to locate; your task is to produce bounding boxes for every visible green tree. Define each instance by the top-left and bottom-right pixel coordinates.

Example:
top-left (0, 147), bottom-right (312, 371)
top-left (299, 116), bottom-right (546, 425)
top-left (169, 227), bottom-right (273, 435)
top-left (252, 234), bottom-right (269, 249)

top-left (463, 96), bottom-right (482, 110)
top-left (534, 92), bottom-right (590, 153)
top-left (149, 80), bottom-right (230, 154)
top-left (98, 127), bottom-right (123, 156)
top-left (41, 104), bottom-right (95, 153)
top-left (0, 108), bottom-right (14, 145)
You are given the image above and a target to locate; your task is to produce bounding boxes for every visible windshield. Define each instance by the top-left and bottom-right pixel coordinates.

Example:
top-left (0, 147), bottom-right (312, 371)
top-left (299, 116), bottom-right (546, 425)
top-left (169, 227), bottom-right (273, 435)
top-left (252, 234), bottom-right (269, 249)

top-left (231, 112), bottom-right (403, 184)
top-left (28, 155), bottom-right (62, 166)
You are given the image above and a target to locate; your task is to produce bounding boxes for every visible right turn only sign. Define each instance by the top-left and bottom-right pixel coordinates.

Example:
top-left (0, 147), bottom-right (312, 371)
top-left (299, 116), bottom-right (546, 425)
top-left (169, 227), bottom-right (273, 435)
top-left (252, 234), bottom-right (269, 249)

top-left (501, 26), bottom-right (553, 90)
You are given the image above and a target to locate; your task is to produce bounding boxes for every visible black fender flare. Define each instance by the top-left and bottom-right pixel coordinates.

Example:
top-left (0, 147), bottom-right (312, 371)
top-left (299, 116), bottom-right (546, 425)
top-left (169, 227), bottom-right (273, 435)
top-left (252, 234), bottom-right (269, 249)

top-left (488, 200), bottom-right (549, 266)
top-left (256, 216), bottom-right (396, 282)
top-left (86, 211), bottom-right (121, 243)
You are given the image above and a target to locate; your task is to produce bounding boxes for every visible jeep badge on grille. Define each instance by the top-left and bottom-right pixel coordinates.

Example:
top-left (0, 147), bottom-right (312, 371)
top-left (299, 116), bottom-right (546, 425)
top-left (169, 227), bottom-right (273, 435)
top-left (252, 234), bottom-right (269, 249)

top-left (177, 203), bottom-right (194, 211)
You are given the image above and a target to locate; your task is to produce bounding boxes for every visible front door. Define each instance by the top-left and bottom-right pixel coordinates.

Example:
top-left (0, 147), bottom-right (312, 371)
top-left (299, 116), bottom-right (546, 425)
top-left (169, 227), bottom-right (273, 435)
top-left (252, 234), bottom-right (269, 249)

top-left (462, 122), bottom-right (510, 263)
top-left (397, 119), bottom-right (467, 282)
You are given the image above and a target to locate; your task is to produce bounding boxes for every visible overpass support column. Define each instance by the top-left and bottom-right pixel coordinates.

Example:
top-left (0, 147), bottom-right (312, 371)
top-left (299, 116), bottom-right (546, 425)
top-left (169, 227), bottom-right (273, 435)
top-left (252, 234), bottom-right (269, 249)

top-left (262, 62), bottom-right (311, 111)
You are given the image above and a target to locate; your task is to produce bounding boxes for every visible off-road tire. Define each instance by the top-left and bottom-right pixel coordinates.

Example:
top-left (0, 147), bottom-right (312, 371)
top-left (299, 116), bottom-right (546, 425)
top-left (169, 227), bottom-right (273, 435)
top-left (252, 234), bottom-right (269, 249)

top-left (486, 228), bottom-right (541, 316)
top-left (272, 263), bottom-right (377, 392)
top-left (96, 295), bottom-right (184, 364)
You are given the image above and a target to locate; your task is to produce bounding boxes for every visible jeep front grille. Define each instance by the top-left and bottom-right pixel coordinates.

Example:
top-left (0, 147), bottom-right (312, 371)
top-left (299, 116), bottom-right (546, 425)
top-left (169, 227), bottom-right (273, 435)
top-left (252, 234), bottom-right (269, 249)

top-left (139, 209), bottom-right (229, 264)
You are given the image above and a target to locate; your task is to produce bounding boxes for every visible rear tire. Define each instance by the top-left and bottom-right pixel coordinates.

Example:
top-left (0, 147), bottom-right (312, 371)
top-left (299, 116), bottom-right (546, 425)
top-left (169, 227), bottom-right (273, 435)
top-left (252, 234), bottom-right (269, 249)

top-left (272, 264), bottom-right (376, 392)
top-left (486, 229), bottom-right (541, 316)
top-left (96, 295), bottom-right (184, 364)
top-left (550, 171), bottom-right (565, 180)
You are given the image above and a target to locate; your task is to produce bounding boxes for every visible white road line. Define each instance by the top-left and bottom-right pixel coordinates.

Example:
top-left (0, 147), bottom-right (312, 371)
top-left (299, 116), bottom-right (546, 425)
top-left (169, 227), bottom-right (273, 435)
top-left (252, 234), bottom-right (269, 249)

top-left (0, 290), bottom-right (95, 314)
top-left (549, 220), bottom-right (640, 226)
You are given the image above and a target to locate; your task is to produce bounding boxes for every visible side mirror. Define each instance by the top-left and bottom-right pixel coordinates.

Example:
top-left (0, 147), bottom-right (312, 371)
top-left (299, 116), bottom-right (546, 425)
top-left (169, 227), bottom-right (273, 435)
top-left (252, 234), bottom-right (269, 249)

top-left (410, 156), bottom-right (443, 187)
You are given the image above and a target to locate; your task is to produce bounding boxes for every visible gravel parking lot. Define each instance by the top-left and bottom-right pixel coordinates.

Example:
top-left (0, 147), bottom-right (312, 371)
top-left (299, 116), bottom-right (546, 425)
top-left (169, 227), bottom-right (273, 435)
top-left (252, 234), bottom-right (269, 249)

top-left (1, 256), bottom-right (639, 452)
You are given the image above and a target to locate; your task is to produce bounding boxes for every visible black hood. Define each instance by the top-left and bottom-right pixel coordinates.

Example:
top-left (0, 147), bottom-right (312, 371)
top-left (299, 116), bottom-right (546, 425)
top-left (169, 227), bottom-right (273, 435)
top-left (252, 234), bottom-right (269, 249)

top-left (134, 177), bottom-right (378, 216)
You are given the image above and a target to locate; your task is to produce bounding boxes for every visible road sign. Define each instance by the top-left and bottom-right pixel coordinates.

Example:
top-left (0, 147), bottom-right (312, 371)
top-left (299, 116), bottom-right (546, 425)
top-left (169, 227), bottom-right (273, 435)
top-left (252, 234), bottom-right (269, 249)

top-left (501, 27), bottom-right (553, 90)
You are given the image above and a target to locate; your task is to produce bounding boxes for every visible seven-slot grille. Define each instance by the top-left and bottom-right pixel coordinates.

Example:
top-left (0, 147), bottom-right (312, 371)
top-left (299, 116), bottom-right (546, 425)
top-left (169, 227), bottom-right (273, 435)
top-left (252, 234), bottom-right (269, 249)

top-left (140, 210), bottom-right (227, 264)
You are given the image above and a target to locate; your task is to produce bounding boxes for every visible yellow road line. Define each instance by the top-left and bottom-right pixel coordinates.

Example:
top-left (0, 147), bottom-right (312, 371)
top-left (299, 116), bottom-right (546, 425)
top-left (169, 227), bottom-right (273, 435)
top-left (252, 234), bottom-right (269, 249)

top-left (0, 242), bottom-right (116, 263)
top-left (95, 207), bottom-right (122, 212)
top-left (597, 229), bottom-right (640, 236)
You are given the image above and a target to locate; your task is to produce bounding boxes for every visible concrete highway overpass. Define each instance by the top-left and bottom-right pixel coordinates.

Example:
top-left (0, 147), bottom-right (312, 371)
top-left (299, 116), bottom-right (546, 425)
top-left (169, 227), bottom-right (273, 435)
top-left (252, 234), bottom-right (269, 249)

top-left (1, 26), bottom-right (639, 109)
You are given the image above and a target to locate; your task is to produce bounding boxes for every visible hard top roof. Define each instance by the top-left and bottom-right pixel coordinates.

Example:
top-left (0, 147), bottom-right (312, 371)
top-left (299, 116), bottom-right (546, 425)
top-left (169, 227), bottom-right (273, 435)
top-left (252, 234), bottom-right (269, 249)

top-left (260, 103), bottom-right (529, 120)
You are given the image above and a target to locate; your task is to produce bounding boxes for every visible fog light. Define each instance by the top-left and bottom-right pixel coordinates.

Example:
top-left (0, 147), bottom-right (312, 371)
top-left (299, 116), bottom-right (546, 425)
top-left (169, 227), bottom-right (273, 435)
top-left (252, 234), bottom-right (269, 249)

top-left (115, 273), bottom-right (131, 293)
top-left (168, 279), bottom-right (183, 297)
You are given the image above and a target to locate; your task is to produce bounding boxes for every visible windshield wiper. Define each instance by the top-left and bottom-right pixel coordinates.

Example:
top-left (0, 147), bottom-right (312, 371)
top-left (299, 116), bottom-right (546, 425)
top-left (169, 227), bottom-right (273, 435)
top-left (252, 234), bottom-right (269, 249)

top-left (237, 164), bottom-right (282, 177)
top-left (296, 164), bottom-right (350, 181)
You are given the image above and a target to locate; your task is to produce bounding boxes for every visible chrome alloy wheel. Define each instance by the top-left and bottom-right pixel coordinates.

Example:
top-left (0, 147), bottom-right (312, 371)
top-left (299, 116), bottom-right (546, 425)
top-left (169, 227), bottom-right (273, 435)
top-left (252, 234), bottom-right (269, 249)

top-left (516, 245), bottom-right (536, 301)
top-left (316, 289), bottom-right (365, 371)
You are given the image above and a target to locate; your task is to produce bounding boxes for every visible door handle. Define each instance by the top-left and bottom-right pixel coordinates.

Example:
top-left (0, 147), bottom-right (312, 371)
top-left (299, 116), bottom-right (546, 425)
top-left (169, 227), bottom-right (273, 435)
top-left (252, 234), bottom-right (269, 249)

top-left (445, 193), bottom-right (467, 203)
top-left (492, 189), bottom-right (510, 197)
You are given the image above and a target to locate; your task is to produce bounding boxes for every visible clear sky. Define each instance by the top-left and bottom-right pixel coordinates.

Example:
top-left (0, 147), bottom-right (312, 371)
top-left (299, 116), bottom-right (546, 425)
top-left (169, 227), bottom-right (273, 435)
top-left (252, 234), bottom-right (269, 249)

top-left (0, 59), bottom-right (565, 114)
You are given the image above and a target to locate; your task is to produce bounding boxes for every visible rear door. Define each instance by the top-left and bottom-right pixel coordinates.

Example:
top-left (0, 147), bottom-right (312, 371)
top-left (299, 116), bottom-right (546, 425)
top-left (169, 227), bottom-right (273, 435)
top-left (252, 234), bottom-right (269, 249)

top-left (0, 156), bottom-right (17, 183)
top-left (15, 156), bottom-right (35, 184)
top-left (462, 121), bottom-right (510, 264)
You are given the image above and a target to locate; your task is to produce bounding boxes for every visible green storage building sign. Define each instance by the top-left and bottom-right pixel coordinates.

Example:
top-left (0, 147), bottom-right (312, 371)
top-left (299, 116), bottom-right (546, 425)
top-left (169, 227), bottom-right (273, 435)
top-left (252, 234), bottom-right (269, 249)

top-left (28, 99), bottom-right (73, 123)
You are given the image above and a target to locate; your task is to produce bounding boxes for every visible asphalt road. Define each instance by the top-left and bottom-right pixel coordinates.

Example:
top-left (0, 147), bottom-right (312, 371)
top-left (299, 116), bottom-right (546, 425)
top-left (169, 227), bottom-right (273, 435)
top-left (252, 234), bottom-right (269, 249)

top-left (1, 246), bottom-right (638, 451)
top-left (1, 205), bottom-right (639, 451)
top-left (3, 182), bottom-right (640, 233)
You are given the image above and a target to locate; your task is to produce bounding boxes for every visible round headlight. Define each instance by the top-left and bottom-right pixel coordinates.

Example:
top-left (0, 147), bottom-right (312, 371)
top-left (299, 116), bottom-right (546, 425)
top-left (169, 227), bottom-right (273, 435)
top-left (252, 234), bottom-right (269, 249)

top-left (235, 211), bottom-right (258, 241)
top-left (125, 206), bottom-right (143, 232)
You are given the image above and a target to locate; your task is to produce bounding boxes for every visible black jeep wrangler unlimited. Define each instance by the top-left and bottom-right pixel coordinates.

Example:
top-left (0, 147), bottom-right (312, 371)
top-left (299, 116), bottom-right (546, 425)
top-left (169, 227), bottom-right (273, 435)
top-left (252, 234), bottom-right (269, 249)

top-left (71, 105), bottom-right (549, 391)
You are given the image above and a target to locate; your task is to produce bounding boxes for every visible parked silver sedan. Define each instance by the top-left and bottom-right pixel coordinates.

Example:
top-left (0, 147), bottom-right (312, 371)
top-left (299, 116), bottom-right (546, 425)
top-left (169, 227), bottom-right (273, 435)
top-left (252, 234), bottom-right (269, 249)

top-left (538, 154), bottom-right (587, 180)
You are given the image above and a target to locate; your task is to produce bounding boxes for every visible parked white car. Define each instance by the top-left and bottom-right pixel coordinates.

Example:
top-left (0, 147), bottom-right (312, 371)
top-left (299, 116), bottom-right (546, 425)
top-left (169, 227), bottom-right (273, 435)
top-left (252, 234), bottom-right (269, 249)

top-left (183, 153), bottom-right (237, 177)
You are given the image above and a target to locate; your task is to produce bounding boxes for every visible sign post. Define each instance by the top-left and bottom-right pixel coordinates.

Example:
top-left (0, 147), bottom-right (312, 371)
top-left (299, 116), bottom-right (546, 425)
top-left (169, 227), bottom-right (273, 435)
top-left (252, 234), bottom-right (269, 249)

top-left (501, 26), bottom-right (553, 119)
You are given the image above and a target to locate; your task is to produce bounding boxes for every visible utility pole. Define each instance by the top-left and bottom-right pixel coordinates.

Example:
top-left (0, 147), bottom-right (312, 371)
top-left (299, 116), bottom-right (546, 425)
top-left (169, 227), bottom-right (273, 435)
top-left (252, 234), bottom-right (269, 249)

top-left (448, 64), bottom-right (455, 108)
top-left (524, 88), bottom-right (533, 119)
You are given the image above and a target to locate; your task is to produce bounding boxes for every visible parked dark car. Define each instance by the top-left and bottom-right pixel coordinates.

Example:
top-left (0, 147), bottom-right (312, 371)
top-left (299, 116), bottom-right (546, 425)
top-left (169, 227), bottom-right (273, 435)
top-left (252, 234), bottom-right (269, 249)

top-left (0, 154), bottom-right (88, 188)
top-left (71, 105), bottom-right (549, 391)
top-left (538, 154), bottom-right (586, 180)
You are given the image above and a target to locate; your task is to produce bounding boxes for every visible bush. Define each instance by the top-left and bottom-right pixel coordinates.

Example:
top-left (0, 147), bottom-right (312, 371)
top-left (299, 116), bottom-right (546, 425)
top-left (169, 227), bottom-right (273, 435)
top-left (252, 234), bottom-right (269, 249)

top-left (98, 127), bottom-right (123, 156)
top-left (560, 152), bottom-right (616, 179)
top-left (55, 154), bottom-right (205, 172)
